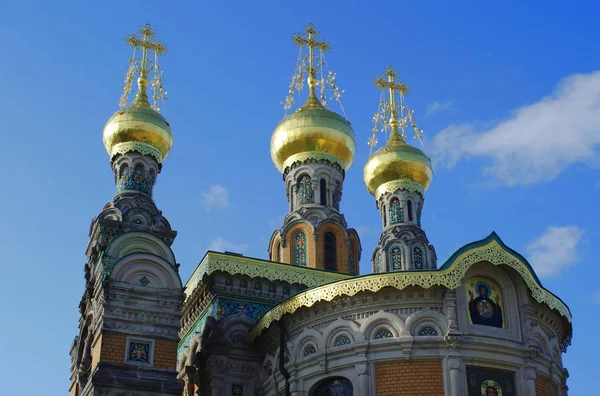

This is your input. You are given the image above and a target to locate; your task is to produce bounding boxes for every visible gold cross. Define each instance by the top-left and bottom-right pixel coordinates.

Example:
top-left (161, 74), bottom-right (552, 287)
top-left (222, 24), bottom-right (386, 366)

top-left (374, 66), bottom-right (410, 139)
top-left (292, 24), bottom-right (330, 98)
top-left (125, 24), bottom-right (167, 76)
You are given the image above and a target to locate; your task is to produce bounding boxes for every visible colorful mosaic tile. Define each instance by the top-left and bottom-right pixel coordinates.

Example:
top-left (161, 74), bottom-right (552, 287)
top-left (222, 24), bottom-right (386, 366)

top-left (297, 175), bottom-right (314, 204)
top-left (413, 247), bottom-right (424, 269)
top-left (117, 165), bottom-right (155, 196)
top-left (392, 247), bottom-right (402, 271)
top-left (294, 232), bottom-right (307, 267)
top-left (377, 251), bottom-right (384, 273)
top-left (389, 198), bottom-right (404, 224)
top-left (128, 341), bottom-right (150, 363)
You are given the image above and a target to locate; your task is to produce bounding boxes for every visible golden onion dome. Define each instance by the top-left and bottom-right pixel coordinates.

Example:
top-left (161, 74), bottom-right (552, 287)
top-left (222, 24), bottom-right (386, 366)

top-left (270, 100), bottom-right (356, 173)
top-left (363, 136), bottom-right (433, 199)
top-left (102, 77), bottom-right (173, 163)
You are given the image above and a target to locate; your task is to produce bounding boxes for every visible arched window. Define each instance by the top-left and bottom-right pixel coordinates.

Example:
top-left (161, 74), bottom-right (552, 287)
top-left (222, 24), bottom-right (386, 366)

top-left (324, 232), bottom-right (337, 271)
top-left (382, 205), bottom-right (387, 227)
top-left (294, 232), bottom-right (307, 266)
top-left (376, 251), bottom-right (384, 273)
top-left (320, 179), bottom-right (327, 205)
top-left (389, 198), bottom-right (404, 224)
top-left (297, 175), bottom-right (314, 205)
top-left (334, 335), bottom-right (351, 346)
top-left (416, 201), bottom-right (423, 227)
top-left (303, 344), bottom-right (317, 356)
top-left (407, 200), bottom-right (414, 221)
top-left (311, 377), bottom-right (353, 396)
top-left (418, 326), bottom-right (438, 336)
top-left (391, 247), bottom-right (402, 271)
top-left (413, 247), bottom-right (423, 269)
top-left (374, 328), bottom-right (393, 339)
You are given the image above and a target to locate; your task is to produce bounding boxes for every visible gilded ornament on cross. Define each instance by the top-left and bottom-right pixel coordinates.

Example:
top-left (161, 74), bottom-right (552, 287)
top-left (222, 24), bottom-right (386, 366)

top-left (369, 66), bottom-right (424, 152)
top-left (119, 24), bottom-right (168, 111)
top-left (282, 23), bottom-right (347, 116)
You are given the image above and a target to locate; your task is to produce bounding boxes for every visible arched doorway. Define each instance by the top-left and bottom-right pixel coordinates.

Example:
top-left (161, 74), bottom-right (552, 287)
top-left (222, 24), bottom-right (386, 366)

top-left (310, 377), bottom-right (353, 396)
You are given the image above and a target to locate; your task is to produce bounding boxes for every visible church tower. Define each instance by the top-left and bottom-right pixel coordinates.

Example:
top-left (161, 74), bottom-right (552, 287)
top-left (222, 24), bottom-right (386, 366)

top-left (69, 25), bottom-right (183, 396)
top-left (363, 67), bottom-right (437, 272)
top-left (268, 24), bottom-right (361, 274)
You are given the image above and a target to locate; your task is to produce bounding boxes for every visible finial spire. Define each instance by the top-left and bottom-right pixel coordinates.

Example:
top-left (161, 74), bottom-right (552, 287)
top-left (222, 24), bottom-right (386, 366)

top-left (282, 24), bottom-right (347, 116)
top-left (369, 66), bottom-right (423, 152)
top-left (119, 24), bottom-right (168, 111)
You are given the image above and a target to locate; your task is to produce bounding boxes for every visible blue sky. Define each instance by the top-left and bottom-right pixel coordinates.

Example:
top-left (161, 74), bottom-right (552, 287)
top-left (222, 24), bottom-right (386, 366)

top-left (0, 0), bottom-right (598, 393)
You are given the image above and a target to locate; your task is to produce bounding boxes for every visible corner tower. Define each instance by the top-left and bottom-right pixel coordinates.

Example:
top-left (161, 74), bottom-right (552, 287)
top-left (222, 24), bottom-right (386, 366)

top-left (364, 66), bottom-right (436, 273)
top-left (69, 25), bottom-right (183, 396)
top-left (268, 24), bottom-right (361, 274)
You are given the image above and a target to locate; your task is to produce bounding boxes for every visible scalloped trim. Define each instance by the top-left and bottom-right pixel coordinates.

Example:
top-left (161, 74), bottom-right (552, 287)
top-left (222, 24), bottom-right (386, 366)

top-left (375, 180), bottom-right (424, 200)
top-left (111, 142), bottom-right (163, 163)
top-left (281, 152), bottom-right (346, 173)
top-left (249, 239), bottom-right (571, 341)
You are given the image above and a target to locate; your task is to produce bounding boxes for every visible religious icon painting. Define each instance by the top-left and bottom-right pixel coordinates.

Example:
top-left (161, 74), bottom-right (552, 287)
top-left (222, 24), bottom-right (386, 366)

top-left (466, 367), bottom-right (515, 396)
top-left (128, 341), bottom-right (150, 363)
top-left (466, 277), bottom-right (504, 328)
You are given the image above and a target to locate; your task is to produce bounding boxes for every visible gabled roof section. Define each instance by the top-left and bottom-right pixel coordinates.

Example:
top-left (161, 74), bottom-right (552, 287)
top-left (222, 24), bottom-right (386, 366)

top-left (184, 251), bottom-right (349, 302)
top-left (249, 232), bottom-right (572, 348)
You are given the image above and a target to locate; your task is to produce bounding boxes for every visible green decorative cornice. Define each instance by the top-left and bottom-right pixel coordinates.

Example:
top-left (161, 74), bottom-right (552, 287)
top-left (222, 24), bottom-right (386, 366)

top-left (375, 180), bottom-right (424, 200)
top-left (282, 152), bottom-right (346, 173)
top-left (111, 141), bottom-right (163, 163)
top-left (184, 252), bottom-right (349, 302)
top-left (249, 232), bottom-right (572, 344)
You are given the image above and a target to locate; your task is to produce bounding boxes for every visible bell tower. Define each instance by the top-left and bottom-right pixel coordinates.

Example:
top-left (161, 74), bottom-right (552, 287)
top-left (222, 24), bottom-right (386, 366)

top-left (69, 25), bottom-right (183, 396)
top-left (268, 24), bottom-right (361, 274)
top-left (363, 67), bottom-right (437, 273)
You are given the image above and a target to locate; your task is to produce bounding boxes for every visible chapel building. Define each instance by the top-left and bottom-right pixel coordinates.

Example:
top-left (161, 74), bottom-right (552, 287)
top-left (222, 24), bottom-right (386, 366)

top-left (70, 24), bottom-right (572, 396)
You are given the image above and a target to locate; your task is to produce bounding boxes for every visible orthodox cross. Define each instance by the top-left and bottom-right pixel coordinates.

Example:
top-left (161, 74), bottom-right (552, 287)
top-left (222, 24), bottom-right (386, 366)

top-left (120, 24), bottom-right (167, 110)
top-left (370, 66), bottom-right (422, 147)
top-left (292, 24), bottom-right (330, 100)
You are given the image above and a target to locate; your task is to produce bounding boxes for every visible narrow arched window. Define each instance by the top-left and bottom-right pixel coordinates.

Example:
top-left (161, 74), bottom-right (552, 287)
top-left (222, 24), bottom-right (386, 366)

top-left (290, 185), bottom-right (294, 208)
top-left (297, 175), bottom-right (314, 205)
top-left (320, 178), bottom-right (327, 205)
top-left (407, 200), bottom-right (414, 221)
top-left (324, 232), bottom-right (337, 271)
top-left (413, 247), bottom-right (423, 269)
top-left (332, 181), bottom-right (342, 210)
top-left (389, 198), bottom-right (404, 224)
top-left (391, 247), bottom-right (402, 271)
top-left (376, 251), bottom-right (384, 273)
top-left (294, 232), bottom-right (307, 266)
top-left (382, 205), bottom-right (387, 227)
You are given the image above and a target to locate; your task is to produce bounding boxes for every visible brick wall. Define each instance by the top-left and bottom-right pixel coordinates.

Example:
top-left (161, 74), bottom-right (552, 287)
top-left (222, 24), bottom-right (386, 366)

top-left (153, 338), bottom-right (178, 369)
top-left (375, 360), bottom-right (444, 396)
top-left (535, 374), bottom-right (558, 396)
top-left (97, 332), bottom-right (177, 370)
top-left (99, 332), bottom-right (127, 364)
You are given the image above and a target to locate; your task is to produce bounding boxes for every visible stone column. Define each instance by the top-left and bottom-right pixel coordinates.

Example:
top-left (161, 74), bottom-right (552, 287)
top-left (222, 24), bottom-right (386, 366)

top-left (356, 361), bottom-right (370, 396)
top-left (524, 346), bottom-right (540, 395)
top-left (444, 334), bottom-right (463, 396)
top-left (182, 366), bottom-right (196, 396)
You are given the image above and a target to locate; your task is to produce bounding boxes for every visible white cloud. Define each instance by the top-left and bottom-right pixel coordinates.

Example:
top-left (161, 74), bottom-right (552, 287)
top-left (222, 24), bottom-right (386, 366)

top-left (202, 184), bottom-right (229, 211)
top-left (425, 101), bottom-right (454, 117)
top-left (526, 226), bottom-right (584, 277)
top-left (432, 71), bottom-right (600, 186)
top-left (208, 237), bottom-right (249, 254)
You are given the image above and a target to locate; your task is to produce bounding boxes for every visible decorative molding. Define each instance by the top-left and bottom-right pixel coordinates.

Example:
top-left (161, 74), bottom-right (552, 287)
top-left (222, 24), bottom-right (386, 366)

top-left (111, 142), bottom-right (163, 163)
top-left (282, 152), bottom-right (345, 174)
top-left (184, 253), bottom-right (348, 301)
top-left (375, 180), bottom-right (424, 200)
top-left (249, 237), bottom-right (571, 343)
